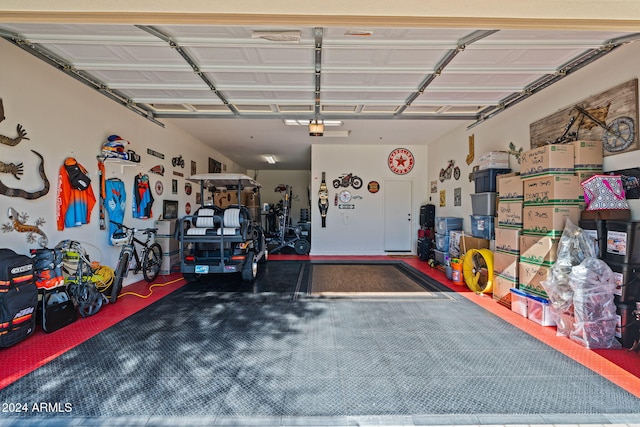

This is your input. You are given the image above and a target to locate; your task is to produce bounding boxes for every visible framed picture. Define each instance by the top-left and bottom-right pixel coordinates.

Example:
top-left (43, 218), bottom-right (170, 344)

top-left (209, 157), bottom-right (222, 173)
top-left (191, 160), bottom-right (197, 176)
top-left (171, 179), bottom-right (178, 194)
top-left (430, 180), bottom-right (437, 193)
top-left (163, 200), bottom-right (178, 220)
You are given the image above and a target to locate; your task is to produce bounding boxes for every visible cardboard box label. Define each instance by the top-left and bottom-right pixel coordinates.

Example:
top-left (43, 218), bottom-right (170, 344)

top-left (519, 235), bottom-right (560, 266)
top-left (497, 174), bottom-right (523, 201)
top-left (497, 201), bottom-right (523, 228)
top-left (495, 227), bottom-right (521, 255)
top-left (519, 261), bottom-right (550, 298)
top-left (523, 175), bottom-right (582, 205)
top-left (493, 274), bottom-right (517, 307)
top-left (520, 144), bottom-right (574, 179)
top-left (571, 140), bottom-right (603, 170)
top-left (522, 205), bottom-right (581, 237)
top-left (493, 252), bottom-right (519, 280)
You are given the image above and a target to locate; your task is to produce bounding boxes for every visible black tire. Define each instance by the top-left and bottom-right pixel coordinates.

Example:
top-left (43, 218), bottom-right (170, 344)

top-left (241, 251), bottom-right (258, 282)
top-left (332, 179), bottom-right (341, 189)
top-left (77, 284), bottom-right (103, 317)
top-left (110, 252), bottom-right (129, 303)
top-left (142, 243), bottom-right (163, 282)
top-left (294, 239), bottom-right (311, 255)
top-left (183, 273), bottom-right (201, 283)
top-left (351, 176), bottom-right (363, 189)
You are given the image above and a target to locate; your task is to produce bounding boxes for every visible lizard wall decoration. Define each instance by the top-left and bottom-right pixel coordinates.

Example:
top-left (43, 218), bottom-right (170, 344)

top-left (2, 207), bottom-right (48, 247)
top-left (0, 98), bottom-right (50, 199)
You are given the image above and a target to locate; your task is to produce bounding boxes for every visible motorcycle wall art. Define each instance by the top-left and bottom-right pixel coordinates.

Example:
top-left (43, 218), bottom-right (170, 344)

top-left (333, 172), bottom-right (363, 189)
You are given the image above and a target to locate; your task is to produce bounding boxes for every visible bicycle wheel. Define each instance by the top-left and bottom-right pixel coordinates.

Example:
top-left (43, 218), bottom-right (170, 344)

top-left (142, 243), bottom-right (163, 282)
top-left (603, 116), bottom-right (635, 153)
top-left (110, 252), bottom-right (129, 303)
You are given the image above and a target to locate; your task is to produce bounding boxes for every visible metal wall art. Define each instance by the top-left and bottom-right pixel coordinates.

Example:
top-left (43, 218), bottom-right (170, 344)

top-left (3, 207), bottom-right (47, 247)
top-left (0, 98), bottom-right (49, 199)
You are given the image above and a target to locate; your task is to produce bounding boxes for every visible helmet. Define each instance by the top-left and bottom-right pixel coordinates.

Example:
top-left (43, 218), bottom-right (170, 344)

top-left (110, 230), bottom-right (129, 246)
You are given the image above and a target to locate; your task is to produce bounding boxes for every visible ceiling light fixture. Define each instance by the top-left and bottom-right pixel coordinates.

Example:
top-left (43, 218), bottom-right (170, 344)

top-left (309, 120), bottom-right (324, 137)
top-left (284, 119), bottom-right (342, 126)
top-left (265, 155), bottom-right (277, 164)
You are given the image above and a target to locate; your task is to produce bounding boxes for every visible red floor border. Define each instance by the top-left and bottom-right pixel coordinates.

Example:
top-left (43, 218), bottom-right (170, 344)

top-left (0, 273), bottom-right (187, 390)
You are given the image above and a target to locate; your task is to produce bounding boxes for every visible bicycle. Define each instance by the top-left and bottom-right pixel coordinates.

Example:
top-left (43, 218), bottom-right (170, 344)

top-left (550, 103), bottom-right (635, 152)
top-left (109, 221), bottom-right (163, 303)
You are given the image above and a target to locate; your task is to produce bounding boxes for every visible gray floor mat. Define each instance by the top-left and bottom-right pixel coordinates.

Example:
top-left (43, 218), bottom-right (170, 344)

top-left (0, 261), bottom-right (638, 425)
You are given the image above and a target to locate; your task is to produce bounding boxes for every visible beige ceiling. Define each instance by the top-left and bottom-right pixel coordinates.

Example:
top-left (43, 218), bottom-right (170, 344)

top-left (2, 2), bottom-right (640, 170)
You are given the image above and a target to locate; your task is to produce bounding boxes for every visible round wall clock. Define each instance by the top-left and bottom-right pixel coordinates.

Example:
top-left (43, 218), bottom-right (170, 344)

top-left (339, 190), bottom-right (352, 203)
top-left (388, 148), bottom-right (415, 175)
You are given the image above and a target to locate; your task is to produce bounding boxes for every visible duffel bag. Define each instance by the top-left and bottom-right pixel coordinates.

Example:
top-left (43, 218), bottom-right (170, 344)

top-left (0, 249), bottom-right (37, 347)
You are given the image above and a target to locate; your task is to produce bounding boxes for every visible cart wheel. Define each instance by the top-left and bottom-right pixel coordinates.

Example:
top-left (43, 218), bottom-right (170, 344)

top-left (294, 239), bottom-right (311, 255)
top-left (183, 273), bottom-right (201, 283)
top-left (241, 251), bottom-right (258, 282)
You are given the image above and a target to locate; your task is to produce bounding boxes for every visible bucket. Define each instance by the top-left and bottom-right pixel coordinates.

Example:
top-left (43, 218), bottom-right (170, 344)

top-left (451, 259), bottom-right (463, 285)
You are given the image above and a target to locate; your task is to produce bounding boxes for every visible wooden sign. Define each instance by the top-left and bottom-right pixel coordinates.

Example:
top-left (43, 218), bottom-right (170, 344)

top-left (530, 79), bottom-right (638, 157)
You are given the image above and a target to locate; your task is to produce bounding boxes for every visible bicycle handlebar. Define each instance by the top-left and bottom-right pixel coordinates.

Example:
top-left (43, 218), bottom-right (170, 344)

top-left (109, 220), bottom-right (158, 235)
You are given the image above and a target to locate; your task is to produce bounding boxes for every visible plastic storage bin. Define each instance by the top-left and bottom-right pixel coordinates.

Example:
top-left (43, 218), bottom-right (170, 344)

top-left (435, 233), bottom-right (450, 252)
top-left (470, 215), bottom-right (495, 240)
top-left (579, 219), bottom-right (606, 259)
top-left (433, 249), bottom-right (450, 266)
top-left (510, 288), bottom-right (528, 318)
top-left (474, 168), bottom-right (511, 193)
top-left (606, 261), bottom-right (640, 302)
top-left (470, 192), bottom-right (497, 216)
top-left (526, 294), bottom-right (556, 326)
top-left (435, 217), bottom-right (463, 235)
top-left (605, 220), bottom-right (640, 265)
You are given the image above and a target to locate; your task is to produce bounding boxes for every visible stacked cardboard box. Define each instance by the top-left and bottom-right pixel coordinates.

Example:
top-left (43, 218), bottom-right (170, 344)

top-left (571, 140), bottom-right (603, 188)
top-left (518, 144), bottom-right (583, 298)
top-left (493, 173), bottom-right (523, 307)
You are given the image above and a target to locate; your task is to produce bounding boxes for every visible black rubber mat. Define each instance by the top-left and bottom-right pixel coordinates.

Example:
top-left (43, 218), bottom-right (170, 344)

top-left (1, 260), bottom-right (638, 425)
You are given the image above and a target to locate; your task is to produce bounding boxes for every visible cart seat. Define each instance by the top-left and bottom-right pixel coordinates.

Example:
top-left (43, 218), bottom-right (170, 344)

top-left (217, 208), bottom-right (244, 236)
top-left (185, 208), bottom-right (220, 236)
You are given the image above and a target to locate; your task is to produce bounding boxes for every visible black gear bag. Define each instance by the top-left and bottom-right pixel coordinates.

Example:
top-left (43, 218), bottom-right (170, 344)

top-left (0, 249), bottom-right (38, 347)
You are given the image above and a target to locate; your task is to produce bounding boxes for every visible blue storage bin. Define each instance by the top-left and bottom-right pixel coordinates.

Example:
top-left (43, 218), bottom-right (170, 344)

top-left (435, 217), bottom-right (463, 235)
top-left (473, 168), bottom-right (511, 193)
top-left (433, 249), bottom-right (450, 266)
top-left (470, 215), bottom-right (495, 240)
top-left (435, 233), bottom-right (450, 252)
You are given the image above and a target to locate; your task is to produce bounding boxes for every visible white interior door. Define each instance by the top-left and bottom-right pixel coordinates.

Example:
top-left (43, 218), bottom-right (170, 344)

top-left (384, 180), bottom-right (413, 252)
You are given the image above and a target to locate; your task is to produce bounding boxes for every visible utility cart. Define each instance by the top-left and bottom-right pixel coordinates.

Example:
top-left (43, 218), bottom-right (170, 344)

top-left (175, 173), bottom-right (267, 283)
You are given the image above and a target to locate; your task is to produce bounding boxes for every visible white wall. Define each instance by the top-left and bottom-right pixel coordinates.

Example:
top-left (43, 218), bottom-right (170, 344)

top-left (0, 39), bottom-right (243, 284)
top-left (311, 144), bottom-right (429, 255)
top-left (429, 40), bottom-right (640, 232)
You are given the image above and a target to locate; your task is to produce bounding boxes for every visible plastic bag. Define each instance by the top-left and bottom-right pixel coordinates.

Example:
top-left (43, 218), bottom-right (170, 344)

top-left (541, 219), bottom-right (594, 336)
top-left (568, 258), bottom-right (620, 349)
